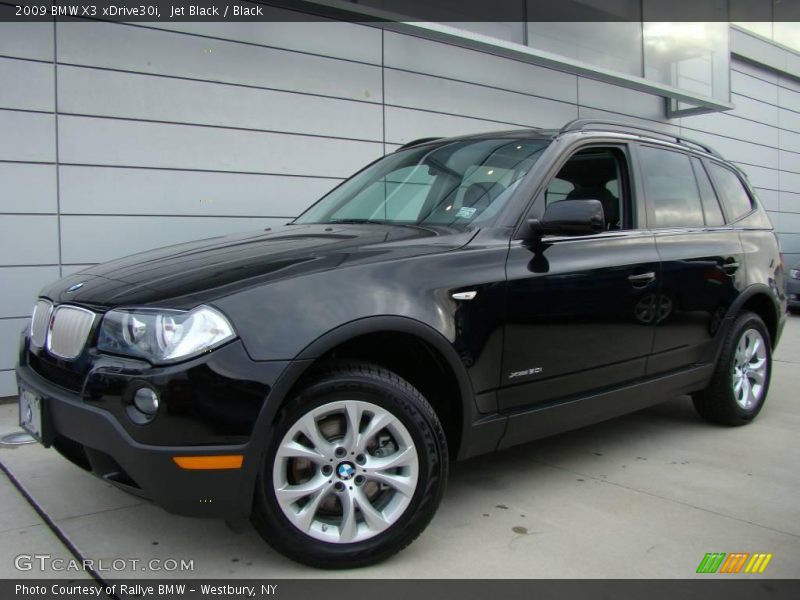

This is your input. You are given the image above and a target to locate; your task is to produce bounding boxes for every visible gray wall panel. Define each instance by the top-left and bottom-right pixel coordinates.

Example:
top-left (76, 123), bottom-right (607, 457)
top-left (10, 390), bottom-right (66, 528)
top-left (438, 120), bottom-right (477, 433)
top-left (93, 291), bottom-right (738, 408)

top-left (0, 215), bottom-right (59, 265)
top-left (57, 116), bottom-right (384, 177)
top-left (781, 170), bottom-right (800, 194)
top-left (385, 68), bottom-right (576, 127)
top-left (681, 113), bottom-right (779, 148)
top-left (577, 106), bottom-right (680, 134)
top-left (59, 166), bottom-right (338, 217)
top-left (383, 31), bottom-right (578, 103)
top-left (780, 129), bottom-right (800, 155)
top-left (0, 23), bottom-right (53, 61)
top-left (781, 191), bottom-right (800, 212)
top-left (0, 371), bottom-right (15, 394)
top-left (0, 110), bottom-right (55, 162)
top-left (779, 86), bottom-right (800, 113)
top-left (731, 70), bottom-right (779, 104)
top-left (0, 319), bottom-right (26, 370)
top-left (61, 265), bottom-right (97, 276)
top-left (732, 163), bottom-right (780, 191)
top-left (143, 16), bottom-right (382, 64)
top-left (57, 66), bottom-right (383, 141)
top-left (578, 77), bottom-right (667, 121)
top-left (732, 60), bottom-right (778, 83)
top-left (680, 127), bottom-right (779, 170)
top-left (777, 211), bottom-right (800, 233)
top-left (781, 75), bottom-right (800, 93)
top-left (781, 151), bottom-right (800, 175)
top-left (729, 93), bottom-right (779, 126)
top-left (0, 163), bottom-right (56, 213)
top-left (779, 108), bottom-right (800, 134)
top-left (0, 57), bottom-right (54, 112)
top-left (0, 266), bottom-right (61, 318)
top-left (754, 188), bottom-right (779, 211)
top-left (57, 22), bottom-right (383, 104)
top-left (385, 106), bottom-right (527, 145)
top-left (60, 215), bottom-right (288, 264)
top-left (778, 233), bottom-right (800, 254)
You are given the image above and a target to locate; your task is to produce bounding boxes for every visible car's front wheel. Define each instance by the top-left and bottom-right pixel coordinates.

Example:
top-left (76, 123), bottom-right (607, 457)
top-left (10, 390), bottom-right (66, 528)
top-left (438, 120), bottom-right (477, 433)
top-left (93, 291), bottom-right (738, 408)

top-left (693, 311), bottom-right (772, 426)
top-left (252, 362), bottom-right (448, 568)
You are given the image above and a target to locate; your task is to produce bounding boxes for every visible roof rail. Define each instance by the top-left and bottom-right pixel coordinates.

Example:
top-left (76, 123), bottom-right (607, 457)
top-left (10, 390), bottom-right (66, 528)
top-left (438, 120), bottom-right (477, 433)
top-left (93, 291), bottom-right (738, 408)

top-left (559, 119), bottom-right (723, 159)
top-left (395, 137), bottom-right (444, 151)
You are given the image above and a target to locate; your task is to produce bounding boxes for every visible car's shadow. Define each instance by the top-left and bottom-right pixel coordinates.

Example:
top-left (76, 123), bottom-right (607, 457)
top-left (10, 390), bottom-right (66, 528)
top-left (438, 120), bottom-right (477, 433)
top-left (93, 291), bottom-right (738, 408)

top-left (448, 394), bottom-right (706, 491)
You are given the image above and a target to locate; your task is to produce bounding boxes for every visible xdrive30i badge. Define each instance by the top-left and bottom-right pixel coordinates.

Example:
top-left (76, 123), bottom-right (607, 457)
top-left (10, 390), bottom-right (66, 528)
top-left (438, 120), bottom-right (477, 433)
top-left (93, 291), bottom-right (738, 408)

top-left (509, 367), bottom-right (544, 379)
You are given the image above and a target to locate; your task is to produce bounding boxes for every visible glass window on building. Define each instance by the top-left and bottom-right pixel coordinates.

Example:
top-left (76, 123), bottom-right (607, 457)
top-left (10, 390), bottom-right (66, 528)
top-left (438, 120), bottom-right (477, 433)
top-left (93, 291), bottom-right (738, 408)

top-left (526, 22), bottom-right (643, 76)
top-left (642, 21), bottom-right (730, 102)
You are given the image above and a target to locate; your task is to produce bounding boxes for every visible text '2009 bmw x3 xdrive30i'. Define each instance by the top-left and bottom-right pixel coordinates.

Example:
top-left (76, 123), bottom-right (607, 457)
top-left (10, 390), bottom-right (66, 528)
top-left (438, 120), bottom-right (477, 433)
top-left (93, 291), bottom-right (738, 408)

top-left (17, 119), bottom-right (786, 568)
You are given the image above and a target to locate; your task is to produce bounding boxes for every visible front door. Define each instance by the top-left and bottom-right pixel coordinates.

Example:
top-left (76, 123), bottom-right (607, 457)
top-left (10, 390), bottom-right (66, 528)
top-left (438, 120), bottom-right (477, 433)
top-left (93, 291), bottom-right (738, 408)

top-left (499, 145), bottom-right (659, 411)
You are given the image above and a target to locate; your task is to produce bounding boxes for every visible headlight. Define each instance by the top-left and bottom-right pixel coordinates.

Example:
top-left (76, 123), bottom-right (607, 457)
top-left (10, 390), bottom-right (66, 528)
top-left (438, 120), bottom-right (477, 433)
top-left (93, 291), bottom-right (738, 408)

top-left (97, 306), bottom-right (235, 364)
top-left (791, 269), bottom-right (800, 280)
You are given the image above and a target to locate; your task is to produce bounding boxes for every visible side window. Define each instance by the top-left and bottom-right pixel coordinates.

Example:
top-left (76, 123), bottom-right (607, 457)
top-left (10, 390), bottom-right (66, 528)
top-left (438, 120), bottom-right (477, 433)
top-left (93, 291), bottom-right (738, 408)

top-left (639, 146), bottom-right (705, 228)
top-left (706, 162), bottom-right (754, 222)
top-left (691, 158), bottom-right (725, 227)
top-left (538, 147), bottom-right (629, 230)
top-left (543, 177), bottom-right (574, 204)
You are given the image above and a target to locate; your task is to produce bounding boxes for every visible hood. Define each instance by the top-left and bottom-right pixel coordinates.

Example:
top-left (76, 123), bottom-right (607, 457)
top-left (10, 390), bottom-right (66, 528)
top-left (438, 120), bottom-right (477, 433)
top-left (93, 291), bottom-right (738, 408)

top-left (43, 223), bottom-right (474, 308)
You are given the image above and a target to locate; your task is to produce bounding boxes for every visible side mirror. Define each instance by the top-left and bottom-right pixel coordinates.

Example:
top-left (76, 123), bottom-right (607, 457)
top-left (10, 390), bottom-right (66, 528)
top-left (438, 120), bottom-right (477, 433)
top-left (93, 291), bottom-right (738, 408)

top-left (524, 199), bottom-right (605, 244)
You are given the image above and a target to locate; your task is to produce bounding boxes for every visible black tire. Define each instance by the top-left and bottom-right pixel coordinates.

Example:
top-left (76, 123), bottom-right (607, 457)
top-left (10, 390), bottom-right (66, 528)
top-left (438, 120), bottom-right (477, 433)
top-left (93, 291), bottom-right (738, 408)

top-left (692, 311), bottom-right (772, 426)
top-left (252, 361), bottom-right (448, 568)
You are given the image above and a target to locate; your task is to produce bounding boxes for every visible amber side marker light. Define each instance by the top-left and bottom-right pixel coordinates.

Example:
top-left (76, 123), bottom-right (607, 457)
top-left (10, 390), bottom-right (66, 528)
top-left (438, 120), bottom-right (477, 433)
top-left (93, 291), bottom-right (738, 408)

top-left (172, 455), bottom-right (244, 470)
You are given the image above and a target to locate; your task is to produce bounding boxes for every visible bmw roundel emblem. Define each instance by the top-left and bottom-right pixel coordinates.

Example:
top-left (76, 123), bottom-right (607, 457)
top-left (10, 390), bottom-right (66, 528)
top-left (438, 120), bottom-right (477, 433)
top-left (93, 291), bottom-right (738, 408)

top-left (66, 282), bottom-right (85, 293)
top-left (336, 462), bottom-right (356, 481)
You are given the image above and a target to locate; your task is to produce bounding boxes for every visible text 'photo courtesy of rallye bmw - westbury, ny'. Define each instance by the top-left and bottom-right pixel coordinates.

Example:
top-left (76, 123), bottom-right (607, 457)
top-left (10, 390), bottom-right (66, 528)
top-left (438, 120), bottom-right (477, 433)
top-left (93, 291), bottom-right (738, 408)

top-left (15, 584), bottom-right (277, 597)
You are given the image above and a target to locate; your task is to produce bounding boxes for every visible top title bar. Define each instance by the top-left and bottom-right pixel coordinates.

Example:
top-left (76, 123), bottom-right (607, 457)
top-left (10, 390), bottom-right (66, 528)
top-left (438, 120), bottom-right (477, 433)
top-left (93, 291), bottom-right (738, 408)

top-left (3, 0), bottom-right (800, 23)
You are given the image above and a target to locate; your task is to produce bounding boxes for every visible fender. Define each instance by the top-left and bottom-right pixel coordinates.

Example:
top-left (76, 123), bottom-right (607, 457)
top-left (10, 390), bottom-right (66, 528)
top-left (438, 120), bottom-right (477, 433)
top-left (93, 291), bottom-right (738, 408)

top-left (715, 283), bottom-right (782, 358)
top-left (231, 315), bottom-right (484, 518)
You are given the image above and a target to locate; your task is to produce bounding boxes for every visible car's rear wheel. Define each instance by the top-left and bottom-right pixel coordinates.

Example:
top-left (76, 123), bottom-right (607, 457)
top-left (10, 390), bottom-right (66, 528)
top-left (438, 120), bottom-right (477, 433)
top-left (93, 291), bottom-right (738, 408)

top-left (692, 311), bottom-right (772, 426)
top-left (252, 362), bottom-right (448, 568)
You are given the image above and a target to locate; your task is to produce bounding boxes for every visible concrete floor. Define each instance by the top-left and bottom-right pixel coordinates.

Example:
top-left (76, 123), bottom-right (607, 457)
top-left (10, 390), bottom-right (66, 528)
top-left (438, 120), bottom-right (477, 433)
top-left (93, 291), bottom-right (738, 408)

top-left (1, 317), bottom-right (799, 579)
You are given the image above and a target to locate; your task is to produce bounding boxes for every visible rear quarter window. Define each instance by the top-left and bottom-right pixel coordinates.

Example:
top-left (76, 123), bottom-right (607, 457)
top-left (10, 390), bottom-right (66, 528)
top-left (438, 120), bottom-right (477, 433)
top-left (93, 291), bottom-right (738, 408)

top-left (706, 162), bottom-right (754, 222)
top-left (639, 145), bottom-right (705, 228)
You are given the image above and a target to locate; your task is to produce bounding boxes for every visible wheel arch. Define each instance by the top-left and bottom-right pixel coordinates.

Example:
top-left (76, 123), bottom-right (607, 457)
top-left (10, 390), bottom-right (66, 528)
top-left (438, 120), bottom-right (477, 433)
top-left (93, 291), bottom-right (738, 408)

top-left (727, 284), bottom-right (782, 349)
top-left (293, 317), bottom-right (475, 454)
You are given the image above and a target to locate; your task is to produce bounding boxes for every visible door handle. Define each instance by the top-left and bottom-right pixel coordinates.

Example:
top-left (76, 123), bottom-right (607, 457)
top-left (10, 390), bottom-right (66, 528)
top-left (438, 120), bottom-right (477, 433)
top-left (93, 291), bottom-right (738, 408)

top-left (628, 272), bottom-right (656, 287)
top-left (722, 261), bottom-right (740, 274)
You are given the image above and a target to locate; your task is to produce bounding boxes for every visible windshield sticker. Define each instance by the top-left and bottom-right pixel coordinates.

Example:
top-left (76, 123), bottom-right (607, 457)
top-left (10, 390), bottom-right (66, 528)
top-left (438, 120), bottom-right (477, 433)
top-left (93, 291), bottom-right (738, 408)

top-left (456, 206), bottom-right (477, 219)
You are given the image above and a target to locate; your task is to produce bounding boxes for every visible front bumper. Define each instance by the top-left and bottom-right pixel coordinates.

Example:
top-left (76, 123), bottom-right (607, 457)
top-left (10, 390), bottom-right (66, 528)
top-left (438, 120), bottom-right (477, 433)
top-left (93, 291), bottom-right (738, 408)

top-left (16, 336), bottom-right (293, 519)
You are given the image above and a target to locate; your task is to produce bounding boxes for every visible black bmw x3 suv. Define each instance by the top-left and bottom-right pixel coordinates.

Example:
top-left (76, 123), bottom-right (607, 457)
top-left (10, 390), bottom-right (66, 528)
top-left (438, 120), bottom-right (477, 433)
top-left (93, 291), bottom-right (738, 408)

top-left (17, 119), bottom-right (786, 568)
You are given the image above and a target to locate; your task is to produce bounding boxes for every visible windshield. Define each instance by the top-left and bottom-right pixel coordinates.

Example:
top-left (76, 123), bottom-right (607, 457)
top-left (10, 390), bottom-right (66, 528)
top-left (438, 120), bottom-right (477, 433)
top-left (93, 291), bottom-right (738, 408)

top-left (294, 138), bottom-right (549, 230)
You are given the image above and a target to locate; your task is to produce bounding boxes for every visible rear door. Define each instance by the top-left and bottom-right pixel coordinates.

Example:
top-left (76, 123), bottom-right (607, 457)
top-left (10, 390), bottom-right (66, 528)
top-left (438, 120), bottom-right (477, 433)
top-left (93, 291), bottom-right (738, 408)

top-left (638, 145), bottom-right (746, 375)
top-left (499, 143), bottom-right (660, 411)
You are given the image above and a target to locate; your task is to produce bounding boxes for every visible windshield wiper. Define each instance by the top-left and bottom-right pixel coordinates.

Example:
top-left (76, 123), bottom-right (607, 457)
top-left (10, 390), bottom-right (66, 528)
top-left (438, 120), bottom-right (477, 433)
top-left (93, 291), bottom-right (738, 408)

top-left (327, 219), bottom-right (384, 224)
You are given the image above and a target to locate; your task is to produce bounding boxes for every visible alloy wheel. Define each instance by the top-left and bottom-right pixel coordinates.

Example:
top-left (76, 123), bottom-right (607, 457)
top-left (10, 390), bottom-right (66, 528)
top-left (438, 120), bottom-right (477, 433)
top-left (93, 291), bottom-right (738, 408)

top-left (731, 328), bottom-right (768, 410)
top-left (272, 400), bottom-right (419, 544)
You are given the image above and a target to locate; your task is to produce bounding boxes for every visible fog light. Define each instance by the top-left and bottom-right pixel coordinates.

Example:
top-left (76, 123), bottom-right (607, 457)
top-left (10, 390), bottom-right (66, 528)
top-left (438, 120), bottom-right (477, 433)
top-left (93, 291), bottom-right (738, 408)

top-left (133, 387), bottom-right (159, 415)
